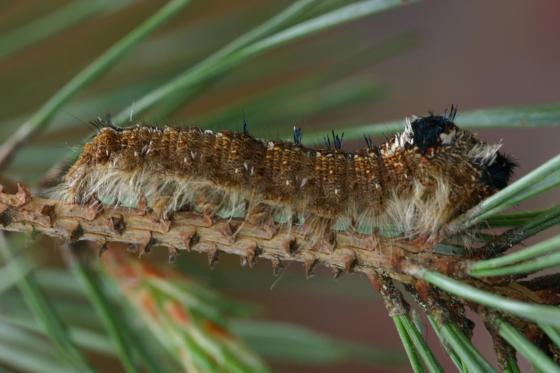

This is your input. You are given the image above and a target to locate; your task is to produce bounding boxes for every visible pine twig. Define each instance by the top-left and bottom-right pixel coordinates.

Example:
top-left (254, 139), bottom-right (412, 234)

top-left (368, 273), bottom-right (443, 372)
top-left (0, 184), bottom-right (462, 283)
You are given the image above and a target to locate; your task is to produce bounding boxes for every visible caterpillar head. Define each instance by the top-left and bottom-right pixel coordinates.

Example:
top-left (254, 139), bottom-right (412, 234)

top-left (409, 110), bottom-right (516, 191)
top-left (480, 152), bottom-right (516, 190)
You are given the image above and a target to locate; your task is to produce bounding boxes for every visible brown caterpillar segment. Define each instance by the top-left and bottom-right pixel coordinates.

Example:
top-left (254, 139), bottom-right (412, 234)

top-left (53, 112), bottom-right (515, 241)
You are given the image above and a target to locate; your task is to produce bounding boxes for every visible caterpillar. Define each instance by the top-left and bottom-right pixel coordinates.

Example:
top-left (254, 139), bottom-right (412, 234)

top-left (53, 108), bottom-right (515, 244)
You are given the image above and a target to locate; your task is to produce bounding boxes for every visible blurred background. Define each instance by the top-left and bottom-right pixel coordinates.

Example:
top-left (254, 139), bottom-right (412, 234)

top-left (1, 1), bottom-right (559, 372)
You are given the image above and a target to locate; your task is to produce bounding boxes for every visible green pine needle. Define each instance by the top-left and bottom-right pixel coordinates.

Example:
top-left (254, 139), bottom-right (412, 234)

top-left (417, 270), bottom-right (560, 327)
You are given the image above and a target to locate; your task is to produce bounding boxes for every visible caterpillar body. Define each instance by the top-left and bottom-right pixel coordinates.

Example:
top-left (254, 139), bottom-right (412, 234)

top-left (54, 111), bottom-right (515, 243)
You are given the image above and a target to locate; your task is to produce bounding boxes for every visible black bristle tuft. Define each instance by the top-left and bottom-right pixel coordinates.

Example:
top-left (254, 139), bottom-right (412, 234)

top-left (243, 116), bottom-right (249, 135)
top-left (444, 104), bottom-right (458, 120)
top-left (450, 104), bottom-right (458, 120)
top-left (364, 135), bottom-right (374, 150)
top-left (332, 130), bottom-right (344, 150)
top-left (293, 126), bottom-right (302, 145)
top-left (323, 130), bottom-right (344, 150)
top-left (481, 153), bottom-right (517, 190)
top-left (323, 135), bottom-right (331, 149)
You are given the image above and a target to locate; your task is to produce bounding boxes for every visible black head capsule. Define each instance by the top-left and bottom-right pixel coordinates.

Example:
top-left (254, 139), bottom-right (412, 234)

top-left (481, 153), bottom-right (517, 190)
top-left (410, 114), bottom-right (457, 154)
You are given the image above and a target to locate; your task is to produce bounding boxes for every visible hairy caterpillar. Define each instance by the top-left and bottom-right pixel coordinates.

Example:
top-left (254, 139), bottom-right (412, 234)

top-left (53, 108), bottom-right (515, 243)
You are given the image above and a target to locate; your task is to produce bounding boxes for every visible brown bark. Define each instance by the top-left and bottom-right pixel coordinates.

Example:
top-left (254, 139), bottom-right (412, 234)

top-left (0, 184), bottom-right (462, 283)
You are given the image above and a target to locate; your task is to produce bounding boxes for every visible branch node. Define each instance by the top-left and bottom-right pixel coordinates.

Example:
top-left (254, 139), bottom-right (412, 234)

top-left (207, 245), bottom-right (219, 269)
top-left (179, 228), bottom-right (197, 251)
top-left (271, 257), bottom-right (283, 276)
top-left (242, 240), bottom-right (259, 269)
top-left (67, 221), bottom-right (83, 242)
top-left (304, 256), bottom-right (318, 278)
top-left (342, 249), bottom-right (357, 273)
top-left (97, 241), bottom-right (108, 258)
top-left (281, 235), bottom-right (297, 256)
top-left (40, 204), bottom-right (56, 226)
top-left (332, 267), bottom-right (343, 279)
top-left (0, 203), bottom-right (11, 226)
top-left (368, 272), bottom-right (409, 316)
top-left (16, 183), bottom-right (32, 206)
top-left (107, 214), bottom-right (126, 235)
top-left (168, 246), bottom-right (180, 263)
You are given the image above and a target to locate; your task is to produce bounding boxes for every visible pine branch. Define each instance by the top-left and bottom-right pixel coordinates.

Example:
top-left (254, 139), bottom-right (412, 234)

top-left (3, 183), bottom-right (557, 369)
top-left (0, 184), bottom-right (461, 283)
